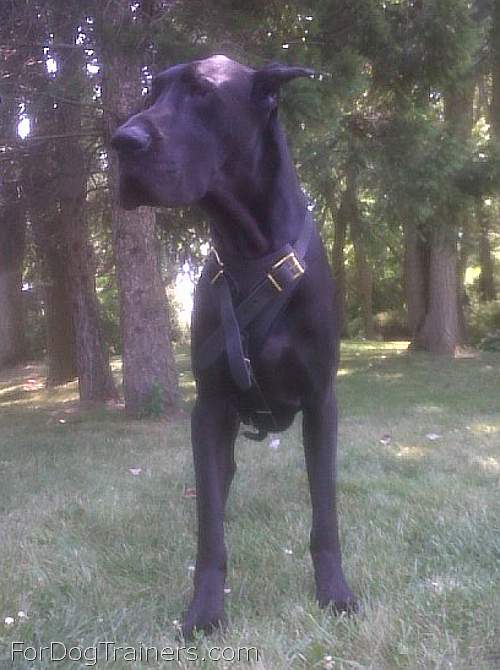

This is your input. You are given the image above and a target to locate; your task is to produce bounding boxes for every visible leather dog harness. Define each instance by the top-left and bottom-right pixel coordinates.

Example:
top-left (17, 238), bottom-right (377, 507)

top-left (195, 214), bottom-right (314, 437)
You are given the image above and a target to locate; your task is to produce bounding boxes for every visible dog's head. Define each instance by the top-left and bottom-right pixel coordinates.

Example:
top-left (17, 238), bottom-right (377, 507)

top-left (111, 55), bottom-right (313, 210)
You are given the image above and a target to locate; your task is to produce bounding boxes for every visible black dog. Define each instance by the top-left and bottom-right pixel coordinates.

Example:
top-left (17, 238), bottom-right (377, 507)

top-left (112, 55), bottom-right (357, 637)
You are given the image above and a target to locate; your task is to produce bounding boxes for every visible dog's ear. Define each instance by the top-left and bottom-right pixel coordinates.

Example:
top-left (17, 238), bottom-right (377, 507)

top-left (252, 63), bottom-right (315, 114)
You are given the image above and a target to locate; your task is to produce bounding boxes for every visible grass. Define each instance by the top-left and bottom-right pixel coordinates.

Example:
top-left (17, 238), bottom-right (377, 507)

top-left (0, 341), bottom-right (499, 669)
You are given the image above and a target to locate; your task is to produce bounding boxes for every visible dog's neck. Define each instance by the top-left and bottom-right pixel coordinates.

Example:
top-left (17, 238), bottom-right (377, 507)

top-left (201, 119), bottom-right (307, 259)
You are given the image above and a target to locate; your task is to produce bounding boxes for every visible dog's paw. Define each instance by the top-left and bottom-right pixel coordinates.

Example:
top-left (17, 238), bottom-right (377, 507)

top-left (180, 566), bottom-right (227, 640)
top-left (317, 587), bottom-right (360, 616)
top-left (180, 606), bottom-right (226, 640)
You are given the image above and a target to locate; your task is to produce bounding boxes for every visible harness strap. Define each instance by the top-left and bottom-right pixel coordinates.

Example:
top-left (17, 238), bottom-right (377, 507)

top-left (198, 213), bottom-right (313, 378)
top-left (213, 274), bottom-right (252, 391)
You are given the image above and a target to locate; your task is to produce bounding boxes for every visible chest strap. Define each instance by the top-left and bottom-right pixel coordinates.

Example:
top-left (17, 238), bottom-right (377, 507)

top-left (196, 214), bottom-right (313, 392)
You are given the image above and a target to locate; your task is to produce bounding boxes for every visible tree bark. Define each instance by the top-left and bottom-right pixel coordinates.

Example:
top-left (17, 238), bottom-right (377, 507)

top-left (404, 220), bottom-right (428, 345)
top-left (415, 225), bottom-right (459, 355)
top-left (98, 1), bottom-right (179, 416)
top-left (413, 80), bottom-right (474, 355)
top-left (456, 214), bottom-right (470, 345)
top-left (332, 202), bottom-right (348, 338)
top-left (53, 12), bottom-right (117, 401)
top-left (30, 206), bottom-right (77, 386)
top-left (8, 3), bottom-right (77, 383)
top-left (0, 185), bottom-right (26, 369)
top-left (44, 248), bottom-right (78, 385)
top-left (23, 124), bottom-right (78, 385)
top-left (0, 106), bottom-right (26, 369)
top-left (112, 203), bottom-right (179, 416)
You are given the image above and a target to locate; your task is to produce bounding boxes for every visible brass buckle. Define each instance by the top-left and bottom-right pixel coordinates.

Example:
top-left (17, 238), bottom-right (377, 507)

top-left (210, 248), bottom-right (224, 284)
top-left (267, 251), bottom-right (305, 292)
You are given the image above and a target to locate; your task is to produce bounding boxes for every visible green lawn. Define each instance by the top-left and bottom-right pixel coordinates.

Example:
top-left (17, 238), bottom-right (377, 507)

top-left (0, 342), bottom-right (499, 669)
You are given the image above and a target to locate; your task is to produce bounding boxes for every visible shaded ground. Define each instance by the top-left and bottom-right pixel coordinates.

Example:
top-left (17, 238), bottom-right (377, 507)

top-left (0, 342), bottom-right (499, 669)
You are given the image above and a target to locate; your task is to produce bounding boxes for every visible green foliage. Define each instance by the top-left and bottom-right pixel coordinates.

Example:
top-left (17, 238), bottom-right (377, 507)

top-left (379, 107), bottom-right (473, 228)
top-left (417, 0), bottom-right (478, 89)
top-left (467, 300), bottom-right (500, 345)
top-left (22, 236), bottom-right (47, 359)
top-left (140, 381), bottom-right (167, 419)
top-left (22, 290), bottom-right (46, 359)
top-left (96, 277), bottom-right (121, 355)
top-left (479, 331), bottom-right (500, 351)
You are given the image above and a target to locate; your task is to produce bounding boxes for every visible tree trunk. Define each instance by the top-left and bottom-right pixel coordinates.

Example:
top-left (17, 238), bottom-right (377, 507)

top-left (53, 14), bottom-right (117, 401)
top-left (415, 225), bottom-right (459, 355)
top-left (332, 203), bottom-right (348, 338)
top-left (31, 206), bottom-right (77, 386)
top-left (456, 215), bottom-right (470, 345)
top-left (11, 4), bottom-right (77, 384)
top-left (404, 220), bottom-right (428, 345)
top-left (112, 204), bottom-right (179, 416)
top-left (24, 129), bottom-right (78, 385)
top-left (44, 252), bottom-right (78, 385)
top-left (0, 107), bottom-right (26, 369)
top-left (477, 199), bottom-right (497, 301)
top-left (413, 80), bottom-right (474, 355)
top-left (0, 200), bottom-right (26, 369)
top-left (99, 2), bottom-right (179, 416)
top-left (64, 213), bottom-right (117, 401)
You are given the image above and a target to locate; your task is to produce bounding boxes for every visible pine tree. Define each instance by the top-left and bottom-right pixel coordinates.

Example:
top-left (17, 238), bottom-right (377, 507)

top-left (97, 0), bottom-right (179, 416)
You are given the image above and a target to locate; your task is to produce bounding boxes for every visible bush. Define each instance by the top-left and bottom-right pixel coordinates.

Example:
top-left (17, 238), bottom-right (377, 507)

top-left (467, 300), bottom-right (500, 347)
top-left (346, 314), bottom-right (363, 338)
top-left (479, 331), bottom-right (500, 352)
top-left (23, 288), bottom-right (46, 359)
top-left (140, 382), bottom-right (167, 418)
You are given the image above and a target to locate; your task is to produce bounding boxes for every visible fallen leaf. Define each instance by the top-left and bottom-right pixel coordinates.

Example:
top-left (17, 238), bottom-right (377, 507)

top-left (269, 437), bottom-right (281, 450)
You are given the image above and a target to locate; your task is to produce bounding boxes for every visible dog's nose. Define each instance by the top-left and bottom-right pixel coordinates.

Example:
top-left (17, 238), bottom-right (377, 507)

top-left (111, 126), bottom-right (151, 154)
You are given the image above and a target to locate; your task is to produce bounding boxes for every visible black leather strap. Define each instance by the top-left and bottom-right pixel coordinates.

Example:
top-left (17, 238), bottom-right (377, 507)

top-left (197, 213), bottom-right (313, 379)
top-left (210, 274), bottom-right (252, 390)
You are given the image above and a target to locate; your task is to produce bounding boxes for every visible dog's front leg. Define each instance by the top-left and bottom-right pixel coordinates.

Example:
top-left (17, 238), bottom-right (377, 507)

top-left (181, 395), bottom-right (239, 638)
top-left (303, 384), bottom-right (357, 613)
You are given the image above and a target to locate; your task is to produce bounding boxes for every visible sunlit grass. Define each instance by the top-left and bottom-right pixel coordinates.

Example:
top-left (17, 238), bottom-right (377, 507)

top-left (0, 341), bottom-right (499, 669)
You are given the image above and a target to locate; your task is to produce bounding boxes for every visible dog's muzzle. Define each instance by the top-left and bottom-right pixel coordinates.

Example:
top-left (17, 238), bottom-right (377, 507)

top-left (111, 125), bottom-right (151, 155)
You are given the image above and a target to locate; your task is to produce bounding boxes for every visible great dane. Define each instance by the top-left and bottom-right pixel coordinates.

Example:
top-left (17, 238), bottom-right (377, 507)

top-left (111, 55), bottom-right (357, 637)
